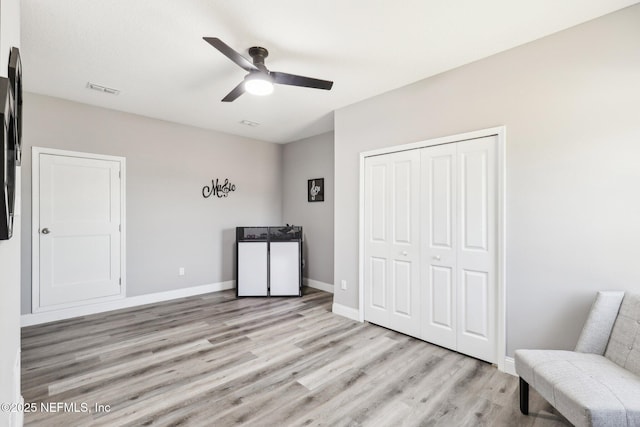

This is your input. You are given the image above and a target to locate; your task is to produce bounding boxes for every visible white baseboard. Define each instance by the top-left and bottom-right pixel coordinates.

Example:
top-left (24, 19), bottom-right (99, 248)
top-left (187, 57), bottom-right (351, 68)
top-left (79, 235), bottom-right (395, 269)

top-left (332, 302), bottom-right (361, 321)
top-left (502, 356), bottom-right (516, 376)
top-left (21, 281), bottom-right (235, 327)
top-left (304, 278), bottom-right (334, 293)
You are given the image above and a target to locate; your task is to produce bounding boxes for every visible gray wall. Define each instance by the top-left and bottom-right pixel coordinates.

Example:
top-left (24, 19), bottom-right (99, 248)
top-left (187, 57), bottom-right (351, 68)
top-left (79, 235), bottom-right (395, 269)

top-left (22, 93), bottom-right (283, 314)
top-left (282, 132), bottom-right (334, 285)
top-left (0, 0), bottom-right (21, 423)
top-left (333, 4), bottom-right (640, 356)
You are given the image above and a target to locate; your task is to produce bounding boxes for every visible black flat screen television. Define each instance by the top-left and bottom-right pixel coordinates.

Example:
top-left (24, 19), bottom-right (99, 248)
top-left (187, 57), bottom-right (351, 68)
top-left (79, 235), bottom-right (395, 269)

top-left (8, 47), bottom-right (21, 166)
top-left (0, 76), bottom-right (16, 240)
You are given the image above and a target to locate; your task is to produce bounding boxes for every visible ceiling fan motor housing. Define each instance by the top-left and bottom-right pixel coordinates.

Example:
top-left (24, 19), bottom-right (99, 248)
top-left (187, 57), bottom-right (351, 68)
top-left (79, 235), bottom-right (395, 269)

top-left (249, 47), bottom-right (269, 71)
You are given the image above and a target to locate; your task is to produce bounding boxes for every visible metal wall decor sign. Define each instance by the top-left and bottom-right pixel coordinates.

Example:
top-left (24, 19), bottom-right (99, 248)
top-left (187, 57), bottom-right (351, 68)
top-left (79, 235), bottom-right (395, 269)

top-left (202, 178), bottom-right (237, 198)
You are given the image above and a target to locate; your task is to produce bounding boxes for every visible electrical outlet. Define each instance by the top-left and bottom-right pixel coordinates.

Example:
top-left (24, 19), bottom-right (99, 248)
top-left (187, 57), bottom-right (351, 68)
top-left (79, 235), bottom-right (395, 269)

top-left (341, 279), bottom-right (347, 290)
top-left (179, 267), bottom-right (185, 276)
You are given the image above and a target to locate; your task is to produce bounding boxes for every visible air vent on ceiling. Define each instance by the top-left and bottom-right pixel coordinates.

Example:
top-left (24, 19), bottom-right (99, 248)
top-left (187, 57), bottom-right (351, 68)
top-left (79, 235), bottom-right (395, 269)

top-left (240, 120), bottom-right (260, 127)
top-left (87, 82), bottom-right (120, 95)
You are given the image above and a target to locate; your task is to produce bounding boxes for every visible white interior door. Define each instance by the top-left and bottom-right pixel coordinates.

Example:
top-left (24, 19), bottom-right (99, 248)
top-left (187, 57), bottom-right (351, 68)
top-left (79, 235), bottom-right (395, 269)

top-left (364, 150), bottom-right (420, 337)
top-left (421, 143), bottom-right (458, 349)
top-left (455, 136), bottom-right (497, 362)
top-left (37, 152), bottom-right (123, 309)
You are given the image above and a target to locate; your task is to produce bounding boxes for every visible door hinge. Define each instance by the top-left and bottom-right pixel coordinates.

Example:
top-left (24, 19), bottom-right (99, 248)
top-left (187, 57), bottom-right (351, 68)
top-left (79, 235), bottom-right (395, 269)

top-left (119, 224), bottom-right (121, 232)
top-left (118, 171), bottom-right (121, 179)
top-left (119, 278), bottom-right (122, 286)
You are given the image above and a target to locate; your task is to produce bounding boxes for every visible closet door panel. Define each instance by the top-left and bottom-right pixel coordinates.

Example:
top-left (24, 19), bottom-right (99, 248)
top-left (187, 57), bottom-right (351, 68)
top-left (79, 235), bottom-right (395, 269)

top-left (456, 136), bottom-right (497, 363)
top-left (364, 150), bottom-right (421, 337)
top-left (370, 257), bottom-right (387, 310)
top-left (364, 157), bottom-right (391, 326)
top-left (392, 260), bottom-right (412, 316)
top-left (430, 156), bottom-right (455, 248)
top-left (392, 159), bottom-right (413, 244)
top-left (429, 265), bottom-right (454, 327)
top-left (421, 144), bottom-right (457, 349)
top-left (460, 269), bottom-right (489, 338)
top-left (460, 151), bottom-right (489, 253)
top-left (388, 151), bottom-right (421, 336)
top-left (370, 163), bottom-right (387, 242)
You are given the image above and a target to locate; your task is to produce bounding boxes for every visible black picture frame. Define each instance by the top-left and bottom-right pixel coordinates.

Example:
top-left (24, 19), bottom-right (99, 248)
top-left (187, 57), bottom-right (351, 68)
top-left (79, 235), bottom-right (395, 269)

top-left (307, 178), bottom-right (324, 202)
top-left (8, 47), bottom-right (22, 166)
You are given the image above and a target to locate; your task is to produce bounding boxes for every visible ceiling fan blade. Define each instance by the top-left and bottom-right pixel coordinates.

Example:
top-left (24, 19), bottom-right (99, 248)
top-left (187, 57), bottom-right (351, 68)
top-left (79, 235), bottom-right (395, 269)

top-left (203, 37), bottom-right (258, 72)
top-left (271, 72), bottom-right (333, 90)
top-left (221, 82), bottom-right (245, 102)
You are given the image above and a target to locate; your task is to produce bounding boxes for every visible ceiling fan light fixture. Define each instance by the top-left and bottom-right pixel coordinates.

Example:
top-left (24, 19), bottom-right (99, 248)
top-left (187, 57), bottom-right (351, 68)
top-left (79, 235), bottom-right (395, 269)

top-left (244, 73), bottom-right (274, 96)
top-left (204, 38), bottom-right (333, 102)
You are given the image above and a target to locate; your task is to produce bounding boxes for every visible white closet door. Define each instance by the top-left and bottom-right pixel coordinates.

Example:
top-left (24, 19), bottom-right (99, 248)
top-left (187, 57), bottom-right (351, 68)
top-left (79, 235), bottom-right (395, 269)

top-left (420, 143), bottom-right (457, 349)
top-left (364, 150), bottom-right (421, 337)
top-left (362, 135), bottom-right (498, 364)
top-left (456, 136), bottom-right (497, 363)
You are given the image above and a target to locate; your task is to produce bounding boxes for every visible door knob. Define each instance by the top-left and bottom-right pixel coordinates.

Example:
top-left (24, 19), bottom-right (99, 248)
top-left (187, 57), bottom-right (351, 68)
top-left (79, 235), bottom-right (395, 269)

top-left (433, 255), bottom-right (441, 261)
top-left (41, 228), bottom-right (50, 235)
top-left (401, 251), bottom-right (408, 256)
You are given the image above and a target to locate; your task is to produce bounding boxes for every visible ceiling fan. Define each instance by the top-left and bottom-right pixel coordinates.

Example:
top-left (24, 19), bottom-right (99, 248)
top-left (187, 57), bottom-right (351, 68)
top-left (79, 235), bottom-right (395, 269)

top-left (203, 37), bottom-right (334, 102)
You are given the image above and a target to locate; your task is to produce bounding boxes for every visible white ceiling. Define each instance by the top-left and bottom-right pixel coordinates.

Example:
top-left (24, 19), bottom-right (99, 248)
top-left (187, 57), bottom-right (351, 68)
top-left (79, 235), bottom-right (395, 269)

top-left (21, 0), bottom-right (639, 144)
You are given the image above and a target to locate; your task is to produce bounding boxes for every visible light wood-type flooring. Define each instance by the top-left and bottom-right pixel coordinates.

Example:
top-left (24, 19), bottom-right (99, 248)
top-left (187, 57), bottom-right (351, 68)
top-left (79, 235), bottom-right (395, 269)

top-left (22, 288), bottom-right (570, 426)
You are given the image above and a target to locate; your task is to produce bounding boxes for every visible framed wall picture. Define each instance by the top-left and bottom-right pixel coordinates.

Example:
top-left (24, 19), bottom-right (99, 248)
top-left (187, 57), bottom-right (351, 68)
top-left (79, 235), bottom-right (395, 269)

top-left (308, 178), bottom-right (324, 202)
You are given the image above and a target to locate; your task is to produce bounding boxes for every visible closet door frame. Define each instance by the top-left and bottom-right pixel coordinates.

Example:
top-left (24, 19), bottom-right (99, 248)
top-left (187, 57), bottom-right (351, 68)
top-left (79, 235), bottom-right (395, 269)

top-left (358, 126), bottom-right (507, 371)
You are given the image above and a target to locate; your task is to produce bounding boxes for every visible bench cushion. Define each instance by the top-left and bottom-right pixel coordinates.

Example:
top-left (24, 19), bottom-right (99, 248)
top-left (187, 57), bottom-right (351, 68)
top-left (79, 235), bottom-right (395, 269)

top-left (605, 293), bottom-right (640, 377)
top-left (575, 291), bottom-right (624, 355)
top-left (515, 349), bottom-right (640, 427)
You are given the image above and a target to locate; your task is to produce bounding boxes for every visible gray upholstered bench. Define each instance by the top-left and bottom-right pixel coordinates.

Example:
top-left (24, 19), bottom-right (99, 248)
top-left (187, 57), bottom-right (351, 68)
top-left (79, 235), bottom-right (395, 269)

top-left (515, 291), bottom-right (640, 427)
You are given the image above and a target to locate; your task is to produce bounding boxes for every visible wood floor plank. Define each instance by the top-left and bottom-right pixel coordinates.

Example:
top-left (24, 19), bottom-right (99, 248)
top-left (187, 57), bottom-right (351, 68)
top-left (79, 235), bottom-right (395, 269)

top-left (48, 339), bottom-right (215, 395)
top-left (21, 288), bottom-right (569, 426)
top-left (279, 338), bottom-right (438, 427)
top-left (146, 336), bottom-right (356, 426)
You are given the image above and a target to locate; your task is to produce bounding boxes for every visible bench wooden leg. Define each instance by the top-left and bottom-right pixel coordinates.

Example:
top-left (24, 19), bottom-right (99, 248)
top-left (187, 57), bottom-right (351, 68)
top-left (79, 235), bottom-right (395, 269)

top-left (519, 377), bottom-right (529, 415)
